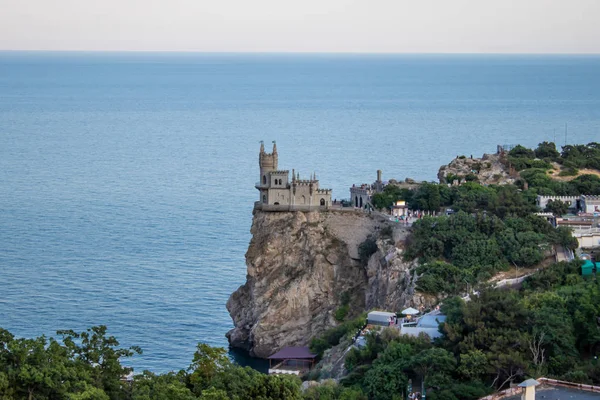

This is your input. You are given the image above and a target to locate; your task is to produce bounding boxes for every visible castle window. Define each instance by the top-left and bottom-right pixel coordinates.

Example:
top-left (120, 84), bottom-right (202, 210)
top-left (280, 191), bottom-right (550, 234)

top-left (355, 196), bottom-right (359, 207)
top-left (263, 176), bottom-right (267, 185)
top-left (263, 195), bottom-right (267, 203)
top-left (360, 197), bottom-right (363, 208)
top-left (320, 198), bottom-right (325, 206)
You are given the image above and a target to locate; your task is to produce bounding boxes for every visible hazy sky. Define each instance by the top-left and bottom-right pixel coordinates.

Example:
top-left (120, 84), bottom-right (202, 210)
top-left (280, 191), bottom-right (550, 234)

top-left (1, 0), bottom-right (599, 53)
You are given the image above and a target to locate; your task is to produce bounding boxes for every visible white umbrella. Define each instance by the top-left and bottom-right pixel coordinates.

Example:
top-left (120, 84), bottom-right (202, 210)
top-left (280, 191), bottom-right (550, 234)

top-left (401, 307), bottom-right (420, 315)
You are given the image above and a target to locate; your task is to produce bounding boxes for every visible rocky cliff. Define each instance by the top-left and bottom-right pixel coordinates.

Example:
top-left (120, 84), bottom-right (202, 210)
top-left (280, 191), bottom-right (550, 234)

top-left (438, 153), bottom-right (516, 186)
top-left (226, 209), bottom-right (435, 358)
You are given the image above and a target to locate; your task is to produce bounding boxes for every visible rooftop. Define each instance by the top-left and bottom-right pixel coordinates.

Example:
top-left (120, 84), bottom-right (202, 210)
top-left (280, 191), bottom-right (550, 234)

top-left (505, 386), bottom-right (600, 400)
top-left (268, 346), bottom-right (316, 360)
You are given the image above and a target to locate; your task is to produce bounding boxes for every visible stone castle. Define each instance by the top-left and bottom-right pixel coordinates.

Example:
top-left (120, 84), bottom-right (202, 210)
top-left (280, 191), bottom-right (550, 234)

top-left (255, 142), bottom-right (332, 211)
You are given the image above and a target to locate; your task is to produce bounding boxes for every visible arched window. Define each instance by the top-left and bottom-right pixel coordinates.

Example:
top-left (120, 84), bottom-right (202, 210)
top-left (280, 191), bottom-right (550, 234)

top-left (320, 198), bottom-right (325, 206)
top-left (263, 176), bottom-right (266, 185)
top-left (262, 195), bottom-right (267, 203)
top-left (355, 196), bottom-right (359, 207)
top-left (360, 197), bottom-right (363, 208)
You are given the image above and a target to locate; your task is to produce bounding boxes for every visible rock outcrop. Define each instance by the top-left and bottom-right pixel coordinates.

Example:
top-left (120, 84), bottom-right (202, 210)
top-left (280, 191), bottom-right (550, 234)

top-left (438, 153), bottom-right (516, 186)
top-left (226, 209), bottom-right (434, 358)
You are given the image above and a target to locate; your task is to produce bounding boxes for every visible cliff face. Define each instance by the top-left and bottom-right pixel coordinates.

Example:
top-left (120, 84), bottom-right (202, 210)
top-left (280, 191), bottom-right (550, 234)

top-left (226, 210), bottom-right (434, 358)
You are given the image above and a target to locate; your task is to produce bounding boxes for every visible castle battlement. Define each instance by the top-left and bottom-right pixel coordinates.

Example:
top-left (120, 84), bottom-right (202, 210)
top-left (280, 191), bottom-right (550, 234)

top-left (295, 179), bottom-right (317, 185)
top-left (537, 195), bottom-right (579, 201)
top-left (270, 170), bottom-right (290, 175)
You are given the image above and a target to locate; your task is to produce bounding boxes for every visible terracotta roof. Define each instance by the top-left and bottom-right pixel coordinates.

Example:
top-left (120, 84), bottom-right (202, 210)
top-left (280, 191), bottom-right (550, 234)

top-left (268, 347), bottom-right (316, 360)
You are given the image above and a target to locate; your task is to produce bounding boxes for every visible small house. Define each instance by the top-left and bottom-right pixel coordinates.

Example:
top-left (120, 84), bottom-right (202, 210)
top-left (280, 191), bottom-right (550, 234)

top-left (267, 347), bottom-right (317, 376)
top-left (367, 311), bottom-right (396, 326)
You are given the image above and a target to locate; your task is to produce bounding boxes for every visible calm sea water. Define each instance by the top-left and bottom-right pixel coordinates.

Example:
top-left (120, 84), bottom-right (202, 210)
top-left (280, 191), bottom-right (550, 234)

top-left (1, 52), bottom-right (599, 372)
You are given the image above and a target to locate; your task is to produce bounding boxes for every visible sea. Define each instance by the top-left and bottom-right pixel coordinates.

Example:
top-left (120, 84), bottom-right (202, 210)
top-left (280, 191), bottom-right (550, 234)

top-left (1, 52), bottom-right (599, 372)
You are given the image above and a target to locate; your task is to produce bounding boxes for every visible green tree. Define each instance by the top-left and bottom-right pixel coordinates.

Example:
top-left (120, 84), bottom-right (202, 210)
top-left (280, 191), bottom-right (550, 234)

top-left (363, 362), bottom-right (407, 400)
top-left (188, 344), bottom-right (231, 394)
top-left (131, 371), bottom-right (194, 400)
top-left (544, 199), bottom-right (569, 216)
top-left (58, 326), bottom-right (141, 400)
top-left (535, 142), bottom-right (560, 160)
top-left (68, 383), bottom-right (110, 400)
top-left (457, 350), bottom-right (487, 381)
top-left (198, 387), bottom-right (229, 400)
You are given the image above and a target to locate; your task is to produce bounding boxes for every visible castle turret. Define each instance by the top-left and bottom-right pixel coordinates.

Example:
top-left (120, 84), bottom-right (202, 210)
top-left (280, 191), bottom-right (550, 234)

top-left (259, 141), bottom-right (278, 187)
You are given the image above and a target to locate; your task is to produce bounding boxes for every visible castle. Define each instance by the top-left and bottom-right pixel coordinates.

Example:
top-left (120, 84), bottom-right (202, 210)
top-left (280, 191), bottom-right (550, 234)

top-left (255, 142), bottom-right (332, 211)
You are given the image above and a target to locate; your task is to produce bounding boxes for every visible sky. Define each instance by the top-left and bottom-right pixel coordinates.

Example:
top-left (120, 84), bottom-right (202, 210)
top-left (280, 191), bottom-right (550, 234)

top-left (1, 0), bottom-right (599, 53)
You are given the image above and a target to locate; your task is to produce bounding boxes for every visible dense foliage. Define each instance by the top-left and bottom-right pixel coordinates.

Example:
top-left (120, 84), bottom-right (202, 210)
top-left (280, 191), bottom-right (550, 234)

top-left (309, 315), bottom-right (366, 357)
top-left (371, 142), bottom-right (600, 214)
top-left (0, 327), bottom-right (302, 400)
top-left (372, 181), bottom-right (539, 218)
top-left (405, 211), bottom-right (576, 295)
top-left (443, 261), bottom-right (600, 388)
top-left (305, 261), bottom-right (600, 399)
top-left (509, 142), bottom-right (600, 195)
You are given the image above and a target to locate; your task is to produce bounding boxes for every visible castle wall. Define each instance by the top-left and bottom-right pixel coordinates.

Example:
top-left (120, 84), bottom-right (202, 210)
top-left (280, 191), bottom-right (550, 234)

top-left (268, 188), bottom-right (291, 205)
top-left (350, 187), bottom-right (371, 209)
top-left (536, 195), bottom-right (579, 211)
top-left (582, 196), bottom-right (600, 214)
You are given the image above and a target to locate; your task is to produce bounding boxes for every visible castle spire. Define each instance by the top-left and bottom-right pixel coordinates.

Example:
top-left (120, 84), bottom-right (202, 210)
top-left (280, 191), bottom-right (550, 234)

top-left (259, 140), bottom-right (265, 154)
top-left (272, 141), bottom-right (277, 154)
top-left (292, 169), bottom-right (295, 183)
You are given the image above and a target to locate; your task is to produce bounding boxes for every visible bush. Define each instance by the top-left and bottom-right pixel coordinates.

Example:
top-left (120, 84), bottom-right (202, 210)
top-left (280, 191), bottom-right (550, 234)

top-left (446, 173), bottom-right (460, 184)
top-left (465, 173), bottom-right (478, 182)
top-left (358, 238), bottom-right (378, 266)
top-left (559, 167), bottom-right (579, 176)
top-left (309, 314), bottom-right (366, 356)
top-left (335, 305), bottom-right (349, 322)
top-left (380, 225), bottom-right (393, 238)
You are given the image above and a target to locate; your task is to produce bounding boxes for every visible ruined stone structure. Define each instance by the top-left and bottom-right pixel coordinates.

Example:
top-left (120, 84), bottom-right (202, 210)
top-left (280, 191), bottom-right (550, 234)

top-left (255, 142), bottom-right (332, 211)
top-left (349, 170), bottom-right (384, 209)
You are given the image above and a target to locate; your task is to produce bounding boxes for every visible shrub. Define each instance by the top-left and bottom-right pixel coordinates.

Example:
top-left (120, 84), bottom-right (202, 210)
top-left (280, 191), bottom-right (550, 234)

top-left (465, 173), bottom-right (478, 182)
top-left (380, 225), bottom-right (393, 238)
top-left (559, 167), bottom-right (579, 177)
top-left (335, 305), bottom-right (349, 322)
top-left (358, 238), bottom-right (378, 266)
top-left (309, 314), bottom-right (366, 356)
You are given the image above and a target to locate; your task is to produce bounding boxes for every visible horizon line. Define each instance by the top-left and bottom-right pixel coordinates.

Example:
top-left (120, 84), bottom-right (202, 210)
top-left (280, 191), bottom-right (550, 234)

top-left (1, 49), bottom-right (600, 56)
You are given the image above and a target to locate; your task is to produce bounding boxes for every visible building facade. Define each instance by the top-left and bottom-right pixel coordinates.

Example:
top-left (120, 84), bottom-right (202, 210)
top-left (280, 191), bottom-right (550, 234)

top-left (255, 142), bottom-right (332, 211)
top-left (537, 195), bottom-right (600, 215)
top-left (349, 170), bottom-right (384, 209)
top-left (582, 195), bottom-right (600, 214)
top-left (536, 195), bottom-right (580, 212)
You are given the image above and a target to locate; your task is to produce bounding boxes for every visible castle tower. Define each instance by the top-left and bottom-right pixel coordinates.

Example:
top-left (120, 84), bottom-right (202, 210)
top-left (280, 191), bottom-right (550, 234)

top-left (259, 141), bottom-right (278, 187)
